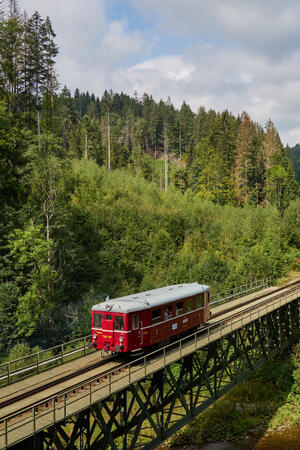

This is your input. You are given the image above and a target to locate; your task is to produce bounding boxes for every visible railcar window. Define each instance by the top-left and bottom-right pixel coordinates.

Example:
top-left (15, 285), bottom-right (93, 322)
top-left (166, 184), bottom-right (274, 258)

top-left (106, 314), bottom-right (112, 320)
top-left (114, 315), bottom-right (124, 330)
top-left (164, 306), bottom-right (173, 320)
top-left (176, 302), bottom-right (184, 315)
top-left (152, 309), bottom-right (161, 324)
top-left (196, 295), bottom-right (202, 309)
top-left (132, 314), bottom-right (139, 330)
top-left (186, 298), bottom-right (194, 312)
top-left (94, 313), bottom-right (103, 328)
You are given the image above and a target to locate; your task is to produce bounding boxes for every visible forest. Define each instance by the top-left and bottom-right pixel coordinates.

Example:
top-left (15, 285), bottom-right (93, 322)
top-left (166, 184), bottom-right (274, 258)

top-left (0, 0), bottom-right (299, 360)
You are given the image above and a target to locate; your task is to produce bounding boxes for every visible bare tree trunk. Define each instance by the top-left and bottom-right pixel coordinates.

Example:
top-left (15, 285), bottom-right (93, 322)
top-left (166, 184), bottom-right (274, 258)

top-left (36, 82), bottom-right (41, 151)
top-left (179, 120), bottom-right (182, 159)
top-left (43, 199), bottom-right (53, 265)
top-left (127, 121), bottom-right (130, 151)
top-left (165, 150), bottom-right (168, 191)
top-left (107, 109), bottom-right (111, 170)
top-left (50, 78), bottom-right (55, 136)
top-left (46, 214), bottom-right (50, 264)
top-left (85, 134), bottom-right (88, 159)
top-left (164, 123), bottom-right (168, 191)
top-left (159, 167), bottom-right (162, 191)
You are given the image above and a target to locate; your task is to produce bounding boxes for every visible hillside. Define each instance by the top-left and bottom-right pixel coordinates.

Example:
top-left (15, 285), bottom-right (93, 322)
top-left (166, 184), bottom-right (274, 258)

top-left (0, 1), bottom-right (299, 359)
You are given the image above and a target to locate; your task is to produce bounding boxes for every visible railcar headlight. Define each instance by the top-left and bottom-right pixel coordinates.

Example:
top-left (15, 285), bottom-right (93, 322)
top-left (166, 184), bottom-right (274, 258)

top-left (119, 335), bottom-right (124, 343)
top-left (93, 333), bottom-right (97, 340)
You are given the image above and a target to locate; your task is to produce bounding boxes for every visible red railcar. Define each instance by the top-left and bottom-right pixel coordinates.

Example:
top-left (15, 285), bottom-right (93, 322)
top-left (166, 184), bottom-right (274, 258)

top-left (91, 283), bottom-right (210, 354)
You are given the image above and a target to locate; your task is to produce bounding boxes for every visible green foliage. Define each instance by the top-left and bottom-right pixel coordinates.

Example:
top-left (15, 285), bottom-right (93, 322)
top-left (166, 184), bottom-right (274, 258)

top-left (0, 1), bottom-right (299, 354)
top-left (4, 342), bottom-right (33, 365)
top-left (291, 143), bottom-right (300, 183)
top-left (8, 223), bottom-right (57, 337)
top-left (0, 282), bottom-right (19, 358)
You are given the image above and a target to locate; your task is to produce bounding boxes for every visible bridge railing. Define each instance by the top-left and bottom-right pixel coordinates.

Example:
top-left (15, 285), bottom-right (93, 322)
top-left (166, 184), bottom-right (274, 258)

top-left (1, 283), bottom-right (299, 450)
top-left (0, 335), bottom-right (93, 387)
top-left (210, 277), bottom-right (271, 307)
top-left (0, 277), bottom-right (271, 387)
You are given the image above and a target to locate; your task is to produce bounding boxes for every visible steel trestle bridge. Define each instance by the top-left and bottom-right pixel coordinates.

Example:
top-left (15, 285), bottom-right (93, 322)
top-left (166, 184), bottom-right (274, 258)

top-left (0, 278), bottom-right (299, 449)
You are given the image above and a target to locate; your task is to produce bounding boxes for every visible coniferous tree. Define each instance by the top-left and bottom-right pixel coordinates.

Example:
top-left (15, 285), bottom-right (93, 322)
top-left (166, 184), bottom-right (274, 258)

top-left (264, 119), bottom-right (282, 170)
top-left (234, 112), bottom-right (255, 204)
top-left (178, 101), bottom-right (194, 159)
top-left (42, 16), bottom-right (59, 134)
top-left (26, 11), bottom-right (58, 147)
top-left (59, 85), bottom-right (76, 152)
top-left (0, 7), bottom-right (23, 112)
top-left (291, 144), bottom-right (300, 183)
top-left (263, 119), bottom-right (283, 204)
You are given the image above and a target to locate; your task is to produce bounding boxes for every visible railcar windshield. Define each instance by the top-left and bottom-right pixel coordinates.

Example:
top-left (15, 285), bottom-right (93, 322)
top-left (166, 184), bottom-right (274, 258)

top-left (94, 313), bottom-right (103, 328)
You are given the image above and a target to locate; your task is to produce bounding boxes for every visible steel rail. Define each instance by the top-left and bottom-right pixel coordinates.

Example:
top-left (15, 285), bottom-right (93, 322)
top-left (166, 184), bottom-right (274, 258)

top-left (210, 276), bottom-right (272, 306)
top-left (211, 277), bottom-right (300, 318)
top-left (0, 353), bottom-right (122, 411)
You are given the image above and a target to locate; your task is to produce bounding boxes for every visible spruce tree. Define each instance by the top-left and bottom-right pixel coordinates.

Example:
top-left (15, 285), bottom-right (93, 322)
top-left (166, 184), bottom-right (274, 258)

top-left (26, 11), bottom-right (58, 147)
top-left (59, 86), bottom-right (76, 152)
top-left (263, 119), bottom-right (282, 168)
top-left (178, 101), bottom-right (194, 158)
top-left (234, 112), bottom-right (255, 204)
top-left (0, 9), bottom-right (23, 112)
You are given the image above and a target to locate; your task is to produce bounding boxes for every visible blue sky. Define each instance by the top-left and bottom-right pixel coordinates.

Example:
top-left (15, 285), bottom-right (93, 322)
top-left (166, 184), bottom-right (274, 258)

top-left (21, 0), bottom-right (300, 145)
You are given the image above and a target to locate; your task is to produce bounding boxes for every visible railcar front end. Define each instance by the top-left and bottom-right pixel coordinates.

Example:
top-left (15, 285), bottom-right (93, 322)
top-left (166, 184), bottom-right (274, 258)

top-left (92, 311), bottom-right (128, 353)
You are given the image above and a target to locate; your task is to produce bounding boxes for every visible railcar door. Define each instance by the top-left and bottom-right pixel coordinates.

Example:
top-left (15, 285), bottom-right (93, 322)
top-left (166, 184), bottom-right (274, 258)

top-left (204, 291), bottom-right (210, 322)
top-left (101, 313), bottom-right (114, 351)
top-left (114, 314), bottom-right (125, 351)
top-left (131, 313), bottom-right (141, 349)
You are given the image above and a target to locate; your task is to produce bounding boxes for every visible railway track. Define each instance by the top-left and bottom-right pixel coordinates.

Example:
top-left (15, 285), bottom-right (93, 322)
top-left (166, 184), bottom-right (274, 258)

top-left (211, 277), bottom-right (300, 319)
top-left (0, 278), bottom-right (299, 425)
top-left (0, 354), bottom-right (124, 411)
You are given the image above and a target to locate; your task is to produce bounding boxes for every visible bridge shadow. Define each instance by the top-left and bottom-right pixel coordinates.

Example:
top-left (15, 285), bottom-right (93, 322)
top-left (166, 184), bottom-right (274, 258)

top-left (166, 343), bottom-right (300, 449)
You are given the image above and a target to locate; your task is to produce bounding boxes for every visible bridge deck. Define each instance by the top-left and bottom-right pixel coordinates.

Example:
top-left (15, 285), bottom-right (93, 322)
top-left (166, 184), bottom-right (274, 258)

top-left (0, 283), bottom-right (279, 416)
top-left (0, 281), bottom-right (299, 449)
top-left (0, 351), bottom-right (101, 408)
top-left (211, 284), bottom-right (279, 317)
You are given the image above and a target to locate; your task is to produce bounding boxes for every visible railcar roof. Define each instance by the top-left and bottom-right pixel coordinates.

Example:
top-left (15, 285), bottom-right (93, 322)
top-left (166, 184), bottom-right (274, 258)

top-left (92, 283), bottom-right (209, 314)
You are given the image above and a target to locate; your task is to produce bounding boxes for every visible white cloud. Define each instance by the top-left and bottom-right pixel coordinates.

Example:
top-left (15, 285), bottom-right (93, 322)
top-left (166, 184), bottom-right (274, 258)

top-left (103, 21), bottom-right (144, 63)
top-left (18, 1), bottom-right (300, 145)
top-left (20, 0), bottom-right (148, 94)
top-left (117, 43), bottom-right (300, 145)
top-left (130, 0), bottom-right (300, 58)
top-left (120, 55), bottom-right (195, 85)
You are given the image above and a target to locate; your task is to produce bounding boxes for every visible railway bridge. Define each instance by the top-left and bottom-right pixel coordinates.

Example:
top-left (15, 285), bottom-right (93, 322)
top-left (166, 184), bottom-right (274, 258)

top-left (0, 278), bottom-right (299, 449)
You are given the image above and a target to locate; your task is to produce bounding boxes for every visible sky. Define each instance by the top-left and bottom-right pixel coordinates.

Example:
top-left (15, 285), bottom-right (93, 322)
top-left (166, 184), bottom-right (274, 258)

top-left (20, 0), bottom-right (300, 146)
